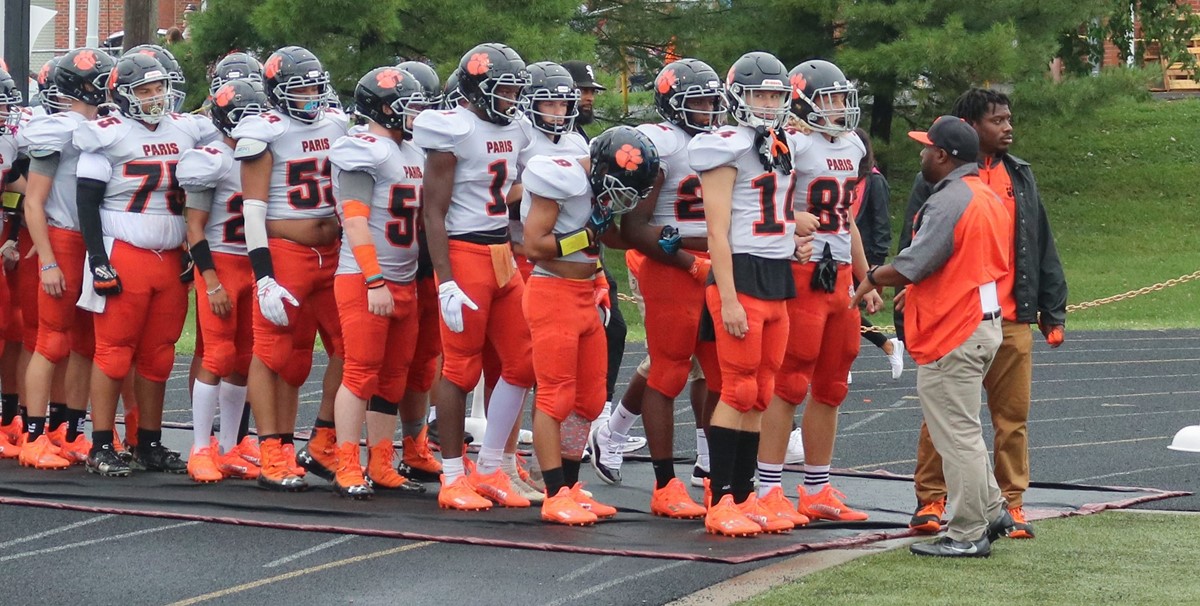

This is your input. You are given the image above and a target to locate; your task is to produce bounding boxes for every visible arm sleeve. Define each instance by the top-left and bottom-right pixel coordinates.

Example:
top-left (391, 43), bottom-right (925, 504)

top-left (891, 192), bottom-right (962, 284)
top-left (28, 153), bottom-right (61, 177)
top-left (77, 178), bottom-right (109, 263)
top-left (336, 170), bottom-right (376, 206)
top-left (184, 188), bottom-right (215, 213)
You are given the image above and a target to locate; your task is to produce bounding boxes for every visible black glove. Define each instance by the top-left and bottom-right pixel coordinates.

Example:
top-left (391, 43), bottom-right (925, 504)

top-left (588, 203), bottom-right (614, 236)
top-left (658, 225), bottom-right (681, 255)
top-left (180, 250), bottom-right (195, 284)
top-left (810, 242), bottom-right (837, 293)
top-left (91, 258), bottom-right (122, 296)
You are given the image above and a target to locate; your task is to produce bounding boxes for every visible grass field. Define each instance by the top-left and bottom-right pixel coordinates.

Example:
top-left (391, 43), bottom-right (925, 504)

top-left (742, 512), bottom-right (1200, 605)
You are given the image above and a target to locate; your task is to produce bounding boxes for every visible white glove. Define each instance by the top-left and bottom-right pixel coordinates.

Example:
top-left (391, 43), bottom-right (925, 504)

top-left (438, 280), bottom-right (478, 333)
top-left (256, 276), bottom-right (298, 327)
top-left (0, 239), bottom-right (18, 265)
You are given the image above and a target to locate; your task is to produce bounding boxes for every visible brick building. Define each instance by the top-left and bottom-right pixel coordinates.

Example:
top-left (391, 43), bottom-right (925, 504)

top-left (29, 0), bottom-right (196, 68)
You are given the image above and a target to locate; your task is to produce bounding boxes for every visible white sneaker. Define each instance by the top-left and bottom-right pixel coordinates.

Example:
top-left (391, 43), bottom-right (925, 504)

top-left (785, 427), bottom-right (805, 465)
top-left (887, 338), bottom-right (905, 380)
top-left (619, 435), bottom-right (647, 453)
top-left (588, 423), bottom-right (624, 485)
top-left (505, 467), bottom-right (544, 503)
top-left (847, 371), bottom-right (853, 385)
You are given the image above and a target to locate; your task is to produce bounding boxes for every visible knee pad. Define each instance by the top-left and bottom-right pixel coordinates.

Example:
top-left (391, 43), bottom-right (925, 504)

top-left (341, 362), bottom-right (380, 401)
top-left (647, 357), bottom-right (690, 399)
top-left (280, 348), bottom-right (314, 387)
top-left (774, 370), bottom-right (811, 406)
top-left (441, 353), bottom-right (482, 394)
top-left (35, 329), bottom-right (71, 364)
top-left (500, 356), bottom-right (535, 390)
top-left (203, 342), bottom-right (238, 379)
top-left (367, 395), bottom-right (398, 415)
top-left (405, 358), bottom-right (437, 393)
top-left (95, 345), bottom-right (134, 381)
top-left (135, 343), bottom-right (176, 383)
top-left (721, 371), bottom-right (758, 414)
top-left (811, 380), bottom-right (848, 408)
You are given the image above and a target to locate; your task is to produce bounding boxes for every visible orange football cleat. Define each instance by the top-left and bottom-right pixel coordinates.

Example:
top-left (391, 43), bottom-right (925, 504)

top-left (705, 494), bottom-right (761, 537)
top-left (651, 478), bottom-right (706, 519)
top-left (568, 483), bottom-right (616, 519)
top-left (438, 475), bottom-right (492, 511)
top-left (542, 486), bottom-right (598, 526)
top-left (759, 486), bottom-right (809, 527)
top-left (798, 485), bottom-right (870, 522)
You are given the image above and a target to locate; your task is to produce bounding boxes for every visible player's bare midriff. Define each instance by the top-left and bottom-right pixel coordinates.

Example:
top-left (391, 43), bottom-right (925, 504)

top-left (538, 257), bottom-right (598, 281)
top-left (266, 216), bottom-right (340, 247)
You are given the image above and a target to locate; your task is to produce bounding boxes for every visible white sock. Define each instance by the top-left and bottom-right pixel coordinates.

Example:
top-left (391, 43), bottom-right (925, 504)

top-left (695, 428), bottom-right (709, 470)
top-left (607, 402), bottom-right (639, 436)
top-left (478, 378), bottom-right (527, 475)
top-left (757, 461), bottom-right (784, 498)
top-left (501, 452), bottom-right (518, 475)
top-left (427, 407), bottom-right (437, 423)
top-left (217, 381), bottom-right (248, 453)
top-left (591, 400), bottom-right (613, 430)
top-left (191, 380), bottom-right (220, 451)
top-left (442, 456), bottom-right (464, 483)
top-left (803, 464), bottom-right (831, 495)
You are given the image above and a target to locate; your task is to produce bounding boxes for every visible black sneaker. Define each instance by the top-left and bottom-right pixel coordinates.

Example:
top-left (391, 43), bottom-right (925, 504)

top-left (132, 442), bottom-right (187, 473)
top-left (987, 509), bottom-right (1019, 541)
top-left (910, 534), bottom-right (991, 558)
top-left (87, 443), bottom-right (131, 477)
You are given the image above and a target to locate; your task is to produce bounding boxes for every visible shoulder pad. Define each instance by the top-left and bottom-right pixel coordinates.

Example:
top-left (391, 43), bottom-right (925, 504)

top-left (233, 138), bottom-right (269, 160)
top-left (330, 133), bottom-right (391, 174)
top-left (177, 146), bottom-right (233, 191)
top-left (412, 109), bottom-right (473, 152)
top-left (170, 113), bottom-right (221, 147)
top-left (522, 156), bottom-right (590, 201)
top-left (785, 128), bottom-right (816, 158)
top-left (230, 110), bottom-right (288, 148)
top-left (636, 123), bottom-right (684, 158)
top-left (842, 130), bottom-right (866, 158)
top-left (322, 108), bottom-right (351, 133)
top-left (687, 126), bottom-right (752, 173)
top-left (19, 113), bottom-right (79, 155)
top-left (74, 115), bottom-right (131, 154)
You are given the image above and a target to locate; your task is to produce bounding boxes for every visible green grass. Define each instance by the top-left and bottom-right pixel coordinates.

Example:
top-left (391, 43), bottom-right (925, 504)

top-left (742, 512), bottom-right (1200, 606)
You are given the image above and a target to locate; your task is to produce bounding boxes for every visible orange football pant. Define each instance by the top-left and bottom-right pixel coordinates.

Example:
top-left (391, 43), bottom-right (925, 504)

top-left (335, 275), bottom-right (418, 403)
top-left (705, 285), bottom-right (788, 413)
top-left (775, 263), bottom-right (859, 406)
top-left (35, 227), bottom-right (95, 363)
top-left (196, 252), bottom-right (254, 378)
top-left (16, 228), bottom-right (39, 351)
top-left (523, 275), bottom-right (606, 422)
top-left (640, 251), bottom-right (719, 397)
top-left (405, 275), bottom-right (441, 393)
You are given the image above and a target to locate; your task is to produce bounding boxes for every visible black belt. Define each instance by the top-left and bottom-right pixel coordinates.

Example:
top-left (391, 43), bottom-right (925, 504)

top-left (982, 310), bottom-right (1001, 321)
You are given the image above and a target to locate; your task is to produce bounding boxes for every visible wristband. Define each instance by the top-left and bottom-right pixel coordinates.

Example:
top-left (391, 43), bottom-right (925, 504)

top-left (40, 262), bottom-right (58, 272)
top-left (189, 239), bottom-right (216, 273)
top-left (248, 247), bottom-right (275, 280)
top-left (555, 228), bottom-right (592, 257)
top-left (2, 192), bottom-right (22, 210)
top-left (206, 284), bottom-right (224, 296)
top-left (352, 243), bottom-right (383, 279)
top-left (365, 273), bottom-right (386, 289)
top-left (866, 266), bottom-right (878, 286)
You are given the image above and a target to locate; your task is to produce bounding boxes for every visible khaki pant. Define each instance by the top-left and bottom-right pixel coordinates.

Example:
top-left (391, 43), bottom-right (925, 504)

top-left (914, 320), bottom-right (1034, 507)
top-left (915, 317), bottom-right (1005, 541)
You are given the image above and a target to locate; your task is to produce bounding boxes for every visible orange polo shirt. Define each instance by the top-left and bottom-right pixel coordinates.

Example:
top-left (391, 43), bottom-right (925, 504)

top-left (978, 157), bottom-right (1018, 321)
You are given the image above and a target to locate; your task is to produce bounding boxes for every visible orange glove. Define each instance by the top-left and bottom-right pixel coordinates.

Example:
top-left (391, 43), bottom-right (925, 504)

top-left (688, 257), bottom-right (711, 284)
top-left (1038, 316), bottom-right (1064, 348)
top-left (594, 273), bottom-right (611, 326)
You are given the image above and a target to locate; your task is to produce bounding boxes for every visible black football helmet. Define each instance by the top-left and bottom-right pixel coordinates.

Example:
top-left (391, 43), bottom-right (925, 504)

top-left (36, 58), bottom-right (68, 113)
top-left (789, 60), bottom-right (860, 136)
top-left (54, 47), bottom-right (117, 107)
top-left (589, 125), bottom-right (660, 215)
top-left (397, 61), bottom-right (442, 108)
top-left (442, 69), bottom-right (465, 110)
top-left (521, 62), bottom-right (579, 135)
top-left (0, 67), bottom-right (22, 133)
top-left (210, 52), bottom-right (263, 95)
top-left (354, 67), bottom-right (427, 134)
top-left (456, 43), bottom-right (530, 125)
top-left (126, 44), bottom-right (186, 111)
top-left (653, 58), bottom-right (725, 135)
top-left (210, 78), bottom-right (269, 137)
top-left (108, 53), bottom-right (173, 124)
top-left (263, 46), bottom-right (331, 124)
top-left (725, 51), bottom-right (791, 130)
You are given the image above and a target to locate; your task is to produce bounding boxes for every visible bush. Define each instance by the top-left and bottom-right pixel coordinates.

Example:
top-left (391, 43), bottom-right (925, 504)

top-left (1011, 66), bottom-right (1157, 119)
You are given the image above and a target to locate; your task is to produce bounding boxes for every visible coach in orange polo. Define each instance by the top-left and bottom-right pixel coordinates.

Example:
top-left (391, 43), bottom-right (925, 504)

top-left (851, 116), bottom-right (1015, 557)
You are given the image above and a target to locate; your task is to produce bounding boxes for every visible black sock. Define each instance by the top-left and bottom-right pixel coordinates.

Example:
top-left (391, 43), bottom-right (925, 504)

top-left (137, 428), bottom-right (162, 452)
top-left (562, 458), bottom-right (581, 487)
top-left (47, 403), bottom-right (68, 430)
top-left (732, 430), bottom-right (760, 503)
top-left (651, 458), bottom-right (676, 489)
top-left (17, 404), bottom-right (27, 420)
top-left (0, 393), bottom-right (17, 424)
top-left (314, 418), bottom-right (335, 430)
top-left (92, 429), bottom-right (114, 450)
top-left (542, 466), bottom-right (566, 496)
top-left (237, 404), bottom-right (251, 442)
top-left (280, 433), bottom-right (294, 445)
top-left (66, 409), bottom-right (87, 441)
top-left (25, 416), bottom-right (46, 440)
top-left (706, 426), bottom-right (738, 504)
top-left (259, 433), bottom-right (280, 442)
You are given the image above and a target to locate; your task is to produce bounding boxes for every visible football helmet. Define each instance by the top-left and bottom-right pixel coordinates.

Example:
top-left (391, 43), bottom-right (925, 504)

top-left (456, 43), bottom-right (530, 125)
top-left (263, 46), bottom-right (331, 124)
top-left (0, 67), bottom-right (22, 133)
top-left (521, 61), bottom-right (579, 135)
top-left (397, 61), bottom-right (443, 108)
top-left (354, 66), bottom-right (427, 134)
top-left (108, 53), bottom-right (173, 124)
top-left (725, 52), bottom-right (791, 130)
top-left (653, 58), bottom-right (725, 135)
top-left (210, 78), bottom-right (269, 137)
top-left (589, 125), bottom-right (659, 215)
top-left (36, 58), bottom-right (68, 113)
top-left (126, 44), bottom-right (186, 111)
top-left (54, 47), bottom-right (117, 107)
top-left (210, 52), bottom-right (264, 95)
top-left (442, 69), bottom-right (464, 110)
top-left (789, 59), bottom-right (859, 135)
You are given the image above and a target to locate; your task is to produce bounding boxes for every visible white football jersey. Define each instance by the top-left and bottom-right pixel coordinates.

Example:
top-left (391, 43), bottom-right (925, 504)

top-left (513, 129), bottom-right (588, 245)
top-left (637, 121), bottom-right (706, 238)
top-left (20, 111), bottom-right (89, 230)
top-left (331, 132), bottom-right (425, 282)
top-left (75, 113), bottom-right (209, 249)
top-left (519, 155), bottom-right (597, 265)
top-left (177, 140), bottom-right (247, 256)
top-left (0, 132), bottom-right (17, 187)
top-left (230, 108), bottom-right (350, 220)
top-left (411, 106), bottom-right (532, 236)
top-left (688, 125), bottom-right (795, 260)
top-left (787, 128), bottom-right (865, 264)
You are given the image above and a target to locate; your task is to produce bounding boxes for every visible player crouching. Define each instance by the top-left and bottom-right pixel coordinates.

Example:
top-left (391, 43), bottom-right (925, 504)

top-left (521, 126), bottom-right (658, 525)
top-left (326, 67), bottom-right (434, 499)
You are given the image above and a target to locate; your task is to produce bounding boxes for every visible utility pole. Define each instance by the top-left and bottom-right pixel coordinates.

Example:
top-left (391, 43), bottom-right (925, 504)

top-left (123, 0), bottom-right (155, 52)
top-left (4, 0), bottom-right (30, 98)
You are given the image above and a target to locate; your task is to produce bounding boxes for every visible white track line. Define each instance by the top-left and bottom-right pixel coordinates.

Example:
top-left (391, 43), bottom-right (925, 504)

top-left (556, 555), bottom-right (616, 584)
top-left (263, 535), bottom-right (356, 568)
top-left (0, 521), bottom-right (200, 563)
top-left (0, 514), bottom-right (115, 549)
top-left (1069, 462), bottom-right (1200, 483)
top-left (840, 412), bottom-right (886, 433)
top-left (545, 561), bottom-right (689, 606)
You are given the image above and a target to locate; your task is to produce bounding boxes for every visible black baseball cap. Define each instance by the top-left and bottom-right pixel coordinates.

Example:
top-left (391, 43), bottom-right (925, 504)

top-left (908, 115), bottom-right (978, 161)
top-left (562, 60), bottom-right (607, 91)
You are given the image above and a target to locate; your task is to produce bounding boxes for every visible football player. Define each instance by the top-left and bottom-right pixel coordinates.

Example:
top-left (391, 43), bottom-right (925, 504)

top-left (327, 67), bottom-right (432, 499)
top-left (412, 43), bottom-right (534, 510)
top-left (687, 51), bottom-right (808, 536)
top-left (521, 125), bottom-right (657, 524)
top-left (75, 52), bottom-right (211, 476)
top-left (231, 45), bottom-right (349, 491)
top-left (0, 66), bottom-right (27, 458)
top-left (177, 78), bottom-right (270, 483)
top-left (17, 48), bottom-right (116, 469)
top-left (759, 60), bottom-right (880, 523)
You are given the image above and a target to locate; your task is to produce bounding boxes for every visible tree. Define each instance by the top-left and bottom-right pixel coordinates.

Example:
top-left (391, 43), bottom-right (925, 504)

top-left (123, 0), bottom-right (156, 51)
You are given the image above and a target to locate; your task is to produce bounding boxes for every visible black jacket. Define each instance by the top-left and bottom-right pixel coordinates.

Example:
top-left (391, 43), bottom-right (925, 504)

top-left (895, 153), bottom-right (1068, 339)
top-left (854, 169), bottom-right (892, 267)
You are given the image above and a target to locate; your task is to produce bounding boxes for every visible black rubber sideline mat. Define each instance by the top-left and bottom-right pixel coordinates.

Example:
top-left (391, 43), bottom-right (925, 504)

top-left (0, 458), bottom-right (1184, 564)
